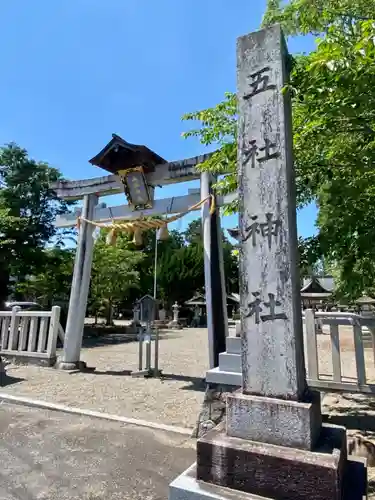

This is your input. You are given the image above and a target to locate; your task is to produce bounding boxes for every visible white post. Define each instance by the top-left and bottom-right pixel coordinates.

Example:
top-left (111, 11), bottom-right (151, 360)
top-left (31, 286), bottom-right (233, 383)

top-left (58, 193), bottom-right (98, 369)
top-left (47, 306), bottom-right (61, 359)
top-left (9, 306), bottom-right (21, 350)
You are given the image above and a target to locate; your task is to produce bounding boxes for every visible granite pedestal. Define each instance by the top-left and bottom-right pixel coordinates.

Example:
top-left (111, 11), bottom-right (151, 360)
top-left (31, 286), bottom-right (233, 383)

top-left (197, 423), bottom-right (346, 500)
top-left (170, 457), bottom-right (367, 500)
top-left (226, 390), bottom-right (322, 450)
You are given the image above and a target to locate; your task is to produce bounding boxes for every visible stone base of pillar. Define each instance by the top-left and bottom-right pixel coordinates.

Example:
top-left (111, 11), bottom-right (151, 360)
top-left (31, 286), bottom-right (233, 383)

top-left (55, 359), bottom-right (87, 371)
top-left (226, 390), bottom-right (322, 451)
top-left (170, 456), bottom-right (367, 500)
top-left (195, 423), bottom-right (365, 500)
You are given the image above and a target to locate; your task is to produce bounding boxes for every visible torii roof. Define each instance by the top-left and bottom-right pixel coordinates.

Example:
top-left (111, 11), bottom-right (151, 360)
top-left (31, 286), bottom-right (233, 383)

top-left (89, 134), bottom-right (167, 174)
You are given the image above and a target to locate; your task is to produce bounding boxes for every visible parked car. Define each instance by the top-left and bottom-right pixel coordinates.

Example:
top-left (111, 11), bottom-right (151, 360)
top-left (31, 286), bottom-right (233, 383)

top-left (4, 301), bottom-right (43, 311)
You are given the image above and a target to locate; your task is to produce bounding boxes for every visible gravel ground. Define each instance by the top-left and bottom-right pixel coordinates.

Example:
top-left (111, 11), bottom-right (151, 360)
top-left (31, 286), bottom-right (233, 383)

top-left (2, 326), bottom-right (375, 430)
top-left (1, 328), bottom-right (208, 429)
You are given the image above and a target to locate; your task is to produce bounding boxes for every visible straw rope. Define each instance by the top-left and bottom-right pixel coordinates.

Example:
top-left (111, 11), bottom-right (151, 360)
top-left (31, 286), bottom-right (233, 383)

top-left (77, 194), bottom-right (215, 234)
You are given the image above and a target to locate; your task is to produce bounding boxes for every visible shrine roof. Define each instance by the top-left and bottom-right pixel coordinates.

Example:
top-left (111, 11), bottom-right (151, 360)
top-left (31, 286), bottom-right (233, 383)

top-left (185, 293), bottom-right (240, 306)
top-left (89, 134), bottom-right (167, 174)
top-left (301, 276), bottom-right (334, 293)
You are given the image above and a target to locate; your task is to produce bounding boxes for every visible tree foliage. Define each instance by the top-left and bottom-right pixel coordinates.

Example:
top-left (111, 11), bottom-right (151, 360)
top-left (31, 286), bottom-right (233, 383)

top-left (15, 248), bottom-right (74, 306)
top-left (90, 230), bottom-right (143, 323)
top-left (264, 0), bottom-right (375, 299)
top-left (0, 144), bottom-right (73, 305)
top-left (182, 0), bottom-right (375, 299)
top-left (182, 94), bottom-right (238, 214)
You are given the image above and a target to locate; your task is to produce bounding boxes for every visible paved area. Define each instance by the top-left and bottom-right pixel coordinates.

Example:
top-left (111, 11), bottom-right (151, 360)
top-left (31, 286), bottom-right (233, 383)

top-left (1, 328), bottom-right (208, 428)
top-left (0, 402), bottom-right (195, 500)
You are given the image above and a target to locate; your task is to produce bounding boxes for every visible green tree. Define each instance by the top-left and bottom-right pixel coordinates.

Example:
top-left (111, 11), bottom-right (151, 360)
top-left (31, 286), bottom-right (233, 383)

top-left (183, 219), bottom-right (203, 245)
top-left (182, 94), bottom-right (238, 215)
top-left (264, 0), bottom-right (375, 299)
top-left (0, 143), bottom-right (72, 305)
top-left (90, 229), bottom-right (144, 324)
top-left (182, 0), bottom-right (375, 299)
top-left (182, 219), bottom-right (239, 294)
top-left (156, 242), bottom-right (205, 306)
top-left (0, 207), bottom-right (27, 306)
top-left (15, 247), bottom-right (74, 326)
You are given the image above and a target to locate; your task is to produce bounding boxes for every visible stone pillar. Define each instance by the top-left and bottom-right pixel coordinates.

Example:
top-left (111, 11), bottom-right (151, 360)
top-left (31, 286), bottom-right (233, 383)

top-left (201, 172), bottom-right (227, 368)
top-left (170, 25), bottom-right (367, 500)
top-left (237, 34), bottom-right (306, 402)
top-left (58, 193), bottom-right (98, 369)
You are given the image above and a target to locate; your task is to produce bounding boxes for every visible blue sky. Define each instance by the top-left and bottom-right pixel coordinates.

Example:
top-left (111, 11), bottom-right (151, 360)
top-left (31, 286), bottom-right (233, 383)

top-left (0, 0), bottom-right (317, 237)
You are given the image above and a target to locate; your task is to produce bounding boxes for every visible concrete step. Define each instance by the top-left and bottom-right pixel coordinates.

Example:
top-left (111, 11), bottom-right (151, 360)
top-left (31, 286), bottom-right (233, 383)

top-left (170, 462), bottom-right (265, 499)
top-left (218, 352), bottom-right (242, 373)
top-left (226, 336), bottom-right (241, 355)
top-left (206, 367), bottom-right (242, 387)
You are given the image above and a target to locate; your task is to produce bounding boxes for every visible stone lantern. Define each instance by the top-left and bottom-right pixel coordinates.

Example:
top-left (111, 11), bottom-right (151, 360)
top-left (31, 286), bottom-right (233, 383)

top-left (355, 294), bottom-right (375, 317)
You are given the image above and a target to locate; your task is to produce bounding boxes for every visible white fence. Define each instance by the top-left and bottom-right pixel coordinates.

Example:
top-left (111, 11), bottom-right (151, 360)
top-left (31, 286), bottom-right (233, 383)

top-left (0, 306), bottom-right (63, 366)
top-left (305, 309), bottom-right (375, 394)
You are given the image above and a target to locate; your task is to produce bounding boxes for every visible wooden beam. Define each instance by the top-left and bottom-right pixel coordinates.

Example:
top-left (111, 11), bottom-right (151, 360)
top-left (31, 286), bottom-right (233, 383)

top-left (51, 152), bottom-right (216, 200)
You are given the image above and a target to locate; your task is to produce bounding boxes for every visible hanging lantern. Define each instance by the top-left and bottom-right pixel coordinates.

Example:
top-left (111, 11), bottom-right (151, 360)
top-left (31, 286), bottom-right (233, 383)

top-left (157, 224), bottom-right (169, 241)
top-left (117, 166), bottom-right (153, 210)
top-left (132, 227), bottom-right (144, 246)
top-left (89, 134), bottom-right (166, 211)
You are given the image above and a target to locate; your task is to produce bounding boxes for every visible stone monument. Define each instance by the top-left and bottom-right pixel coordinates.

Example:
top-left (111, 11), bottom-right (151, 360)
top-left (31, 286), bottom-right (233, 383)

top-left (169, 24), bottom-right (367, 500)
top-left (159, 307), bottom-right (167, 322)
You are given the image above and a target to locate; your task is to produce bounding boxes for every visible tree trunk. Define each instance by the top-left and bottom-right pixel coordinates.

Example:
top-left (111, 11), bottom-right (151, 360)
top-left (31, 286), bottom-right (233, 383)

top-left (0, 266), bottom-right (10, 309)
top-left (106, 302), bottom-right (113, 326)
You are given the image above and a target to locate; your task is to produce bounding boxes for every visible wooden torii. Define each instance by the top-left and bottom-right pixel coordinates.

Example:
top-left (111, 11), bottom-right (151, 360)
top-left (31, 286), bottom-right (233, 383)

top-left (52, 134), bottom-right (234, 371)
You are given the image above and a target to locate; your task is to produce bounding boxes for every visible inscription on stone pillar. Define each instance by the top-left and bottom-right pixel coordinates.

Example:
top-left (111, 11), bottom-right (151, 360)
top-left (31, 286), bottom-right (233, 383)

top-left (237, 25), bottom-right (306, 399)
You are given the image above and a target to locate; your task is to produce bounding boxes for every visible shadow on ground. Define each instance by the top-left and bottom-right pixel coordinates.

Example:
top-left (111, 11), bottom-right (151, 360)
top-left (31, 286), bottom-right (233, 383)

top-left (0, 374), bottom-right (25, 388)
top-left (160, 373), bottom-right (206, 392)
top-left (68, 368), bottom-right (206, 391)
top-left (79, 331), bottom-right (182, 349)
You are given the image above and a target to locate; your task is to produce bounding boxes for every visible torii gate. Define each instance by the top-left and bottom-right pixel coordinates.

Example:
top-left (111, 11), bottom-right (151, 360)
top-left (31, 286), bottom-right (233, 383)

top-left (52, 134), bottom-right (234, 371)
